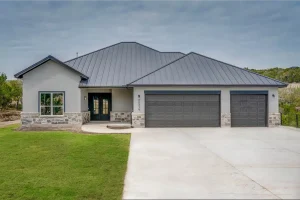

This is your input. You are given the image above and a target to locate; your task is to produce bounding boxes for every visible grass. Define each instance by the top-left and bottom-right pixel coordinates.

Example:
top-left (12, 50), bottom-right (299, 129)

top-left (0, 125), bottom-right (130, 200)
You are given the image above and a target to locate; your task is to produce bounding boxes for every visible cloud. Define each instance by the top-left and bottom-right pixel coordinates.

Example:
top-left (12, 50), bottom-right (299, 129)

top-left (0, 1), bottom-right (299, 79)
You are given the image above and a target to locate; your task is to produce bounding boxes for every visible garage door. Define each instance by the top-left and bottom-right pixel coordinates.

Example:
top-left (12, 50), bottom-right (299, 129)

top-left (231, 94), bottom-right (267, 127)
top-left (145, 94), bottom-right (220, 127)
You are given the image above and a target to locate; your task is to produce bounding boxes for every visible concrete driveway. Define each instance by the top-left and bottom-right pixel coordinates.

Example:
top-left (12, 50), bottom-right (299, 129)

top-left (123, 127), bottom-right (300, 199)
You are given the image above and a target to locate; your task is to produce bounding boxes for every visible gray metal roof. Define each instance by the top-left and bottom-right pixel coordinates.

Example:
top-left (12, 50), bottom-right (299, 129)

top-left (14, 55), bottom-right (88, 79)
top-left (128, 52), bottom-right (287, 87)
top-left (64, 42), bottom-right (184, 87)
top-left (15, 42), bottom-right (287, 88)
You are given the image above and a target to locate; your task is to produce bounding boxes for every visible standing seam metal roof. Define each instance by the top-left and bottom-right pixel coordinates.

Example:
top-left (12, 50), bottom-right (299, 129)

top-left (64, 42), bottom-right (184, 87)
top-left (15, 42), bottom-right (287, 87)
top-left (128, 52), bottom-right (287, 87)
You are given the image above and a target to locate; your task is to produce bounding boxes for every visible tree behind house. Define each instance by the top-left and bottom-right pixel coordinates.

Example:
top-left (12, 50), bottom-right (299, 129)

top-left (0, 73), bottom-right (12, 110)
top-left (7, 79), bottom-right (22, 110)
top-left (0, 73), bottom-right (22, 110)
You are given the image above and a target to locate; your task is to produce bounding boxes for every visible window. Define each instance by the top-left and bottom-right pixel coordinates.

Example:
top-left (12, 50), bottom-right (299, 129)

top-left (93, 96), bottom-right (99, 114)
top-left (102, 99), bottom-right (108, 114)
top-left (40, 92), bottom-right (64, 116)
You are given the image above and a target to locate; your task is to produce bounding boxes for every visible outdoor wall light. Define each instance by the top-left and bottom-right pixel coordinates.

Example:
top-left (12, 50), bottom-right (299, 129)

top-left (84, 96), bottom-right (87, 100)
top-left (272, 94), bottom-right (275, 97)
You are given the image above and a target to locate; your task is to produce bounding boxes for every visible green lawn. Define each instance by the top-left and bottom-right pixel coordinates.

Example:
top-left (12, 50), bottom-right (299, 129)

top-left (0, 125), bottom-right (130, 200)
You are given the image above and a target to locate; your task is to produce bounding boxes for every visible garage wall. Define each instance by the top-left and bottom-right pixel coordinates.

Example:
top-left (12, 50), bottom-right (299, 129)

top-left (133, 86), bottom-right (279, 114)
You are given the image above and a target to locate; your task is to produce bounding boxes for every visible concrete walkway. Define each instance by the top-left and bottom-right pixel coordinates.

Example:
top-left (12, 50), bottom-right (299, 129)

top-left (0, 120), bottom-right (20, 128)
top-left (123, 127), bottom-right (300, 199)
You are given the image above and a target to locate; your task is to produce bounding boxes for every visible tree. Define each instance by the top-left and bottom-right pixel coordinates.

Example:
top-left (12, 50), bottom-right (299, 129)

top-left (247, 67), bottom-right (300, 83)
top-left (7, 80), bottom-right (22, 109)
top-left (0, 73), bottom-right (12, 110)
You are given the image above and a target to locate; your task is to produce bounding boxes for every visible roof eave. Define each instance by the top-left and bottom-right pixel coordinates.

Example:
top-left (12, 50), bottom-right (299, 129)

top-left (128, 84), bottom-right (288, 88)
top-left (79, 85), bottom-right (132, 88)
top-left (14, 55), bottom-right (89, 80)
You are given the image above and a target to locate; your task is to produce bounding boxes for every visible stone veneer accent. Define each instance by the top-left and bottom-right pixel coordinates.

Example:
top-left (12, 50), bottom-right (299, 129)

top-left (268, 113), bottom-right (281, 127)
top-left (81, 111), bottom-right (91, 124)
top-left (131, 112), bottom-right (145, 128)
top-left (110, 112), bottom-right (131, 122)
top-left (20, 111), bottom-right (90, 130)
top-left (221, 113), bottom-right (231, 127)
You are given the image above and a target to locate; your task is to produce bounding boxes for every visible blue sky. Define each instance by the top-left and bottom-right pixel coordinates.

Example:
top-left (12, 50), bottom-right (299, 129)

top-left (0, 1), bottom-right (299, 79)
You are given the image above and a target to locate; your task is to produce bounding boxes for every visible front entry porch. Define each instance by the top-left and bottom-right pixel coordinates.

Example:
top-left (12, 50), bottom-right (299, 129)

top-left (81, 88), bottom-right (133, 123)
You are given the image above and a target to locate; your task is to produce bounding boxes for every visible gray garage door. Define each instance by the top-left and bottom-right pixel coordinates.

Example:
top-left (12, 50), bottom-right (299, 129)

top-left (231, 94), bottom-right (267, 127)
top-left (145, 94), bottom-right (220, 127)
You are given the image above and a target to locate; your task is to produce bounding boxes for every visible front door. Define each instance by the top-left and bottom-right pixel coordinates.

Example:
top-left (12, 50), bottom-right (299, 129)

top-left (88, 93), bottom-right (111, 121)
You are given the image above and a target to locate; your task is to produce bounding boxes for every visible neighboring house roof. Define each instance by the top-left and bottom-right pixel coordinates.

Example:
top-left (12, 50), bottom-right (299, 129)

top-left (14, 55), bottom-right (88, 79)
top-left (64, 42), bottom-right (184, 87)
top-left (128, 52), bottom-right (287, 87)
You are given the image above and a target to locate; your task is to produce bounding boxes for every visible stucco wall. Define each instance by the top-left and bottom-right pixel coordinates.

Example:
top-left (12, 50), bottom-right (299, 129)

top-left (22, 60), bottom-right (82, 112)
top-left (133, 86), bottom-right (279, 113)
top-left (112, 88), bottom-right (133, 112)
top-left (80, 88), bottom-right (133, 112)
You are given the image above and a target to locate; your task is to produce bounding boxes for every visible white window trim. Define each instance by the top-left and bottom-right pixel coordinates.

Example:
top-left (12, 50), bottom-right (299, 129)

top-left (40, 92), bottom-right (64, 116)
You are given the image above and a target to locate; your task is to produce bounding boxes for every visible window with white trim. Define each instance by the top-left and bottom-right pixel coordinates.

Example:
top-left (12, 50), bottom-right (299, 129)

top-left (40, 92), bottom-right (64, 116)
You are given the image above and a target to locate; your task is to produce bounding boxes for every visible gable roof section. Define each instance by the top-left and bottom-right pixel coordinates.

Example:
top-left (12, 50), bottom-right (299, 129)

top-left (14, 55), bottom-right (88, 79)
top-left (64, 42), bottom-right (184, 87)
top-left (128, 52), bottom-right (287, 87)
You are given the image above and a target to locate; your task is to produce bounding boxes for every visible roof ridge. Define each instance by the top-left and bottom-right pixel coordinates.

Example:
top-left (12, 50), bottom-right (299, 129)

top-left (190, 52), bottom-right (287, 85)
top-left (127, 52), bottom-right (191, 85)
top-left (65, 42), bottom-right (185, 63)
top-left (64, 42), bottom-right (123, 63)
top-left (127, 42), bottom-right (185, 54)
top-left (161, 51), bottom-right (185, 55)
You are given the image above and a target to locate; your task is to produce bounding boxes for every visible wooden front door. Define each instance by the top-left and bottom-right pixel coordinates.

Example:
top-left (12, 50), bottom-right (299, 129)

top-left (88, 93), bottom-right (111, 121)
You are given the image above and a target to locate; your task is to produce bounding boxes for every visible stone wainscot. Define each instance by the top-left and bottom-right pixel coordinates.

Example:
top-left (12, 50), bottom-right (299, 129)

top-left (20, 111), bottom-right (90, 130)
top-left (110, 112), bottom-right (131, 122)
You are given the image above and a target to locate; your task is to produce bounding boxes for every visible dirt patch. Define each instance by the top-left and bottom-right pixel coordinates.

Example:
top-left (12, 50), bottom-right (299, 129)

top-left (0, 111), bottom-right (21, 122)
top-left (0, 120), bottom-right (20, 128)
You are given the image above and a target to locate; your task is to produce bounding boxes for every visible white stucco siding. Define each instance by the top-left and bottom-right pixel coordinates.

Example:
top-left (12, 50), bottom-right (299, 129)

top-left (112, 88), bottom-right (133, 112)
top-left (80, 89), bottom-right (88, 112)
top-left (133, 86), bottom-right (279, 113)
top-left (22, 60), bottom-right (82, 112)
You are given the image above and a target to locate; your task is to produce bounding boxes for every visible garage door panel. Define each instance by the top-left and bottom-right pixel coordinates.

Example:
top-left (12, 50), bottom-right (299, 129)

top-left (146, 94), bottom-right (220, 127)
top-left (231, 94), bottom-right (267, 127)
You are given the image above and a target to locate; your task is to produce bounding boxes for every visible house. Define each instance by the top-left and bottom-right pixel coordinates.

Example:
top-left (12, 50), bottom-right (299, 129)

top-left (14, 42), bottom-right (287, 129)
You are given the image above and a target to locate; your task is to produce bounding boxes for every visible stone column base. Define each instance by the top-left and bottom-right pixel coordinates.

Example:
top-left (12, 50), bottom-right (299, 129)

top-left (82, 111), bottom-right (90, 124)
top-left (132, 112), bottom-right (145, 128)
top-left (110, 112), bottom-right (131, 122)
top-left (268, 113), bottom-right (280, 127)
top-left (221, 113), bottom-right (231, 127)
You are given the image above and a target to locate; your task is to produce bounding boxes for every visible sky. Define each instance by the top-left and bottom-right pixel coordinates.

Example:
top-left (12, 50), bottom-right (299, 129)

top-left (0, 1), bottom-right (299, 79)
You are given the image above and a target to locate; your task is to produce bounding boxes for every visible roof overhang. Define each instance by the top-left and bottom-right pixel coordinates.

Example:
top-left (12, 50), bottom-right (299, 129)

top-left (14, 55), bottom-right (89, 79)
top-left (128, 84), bottom-right (288, 88)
